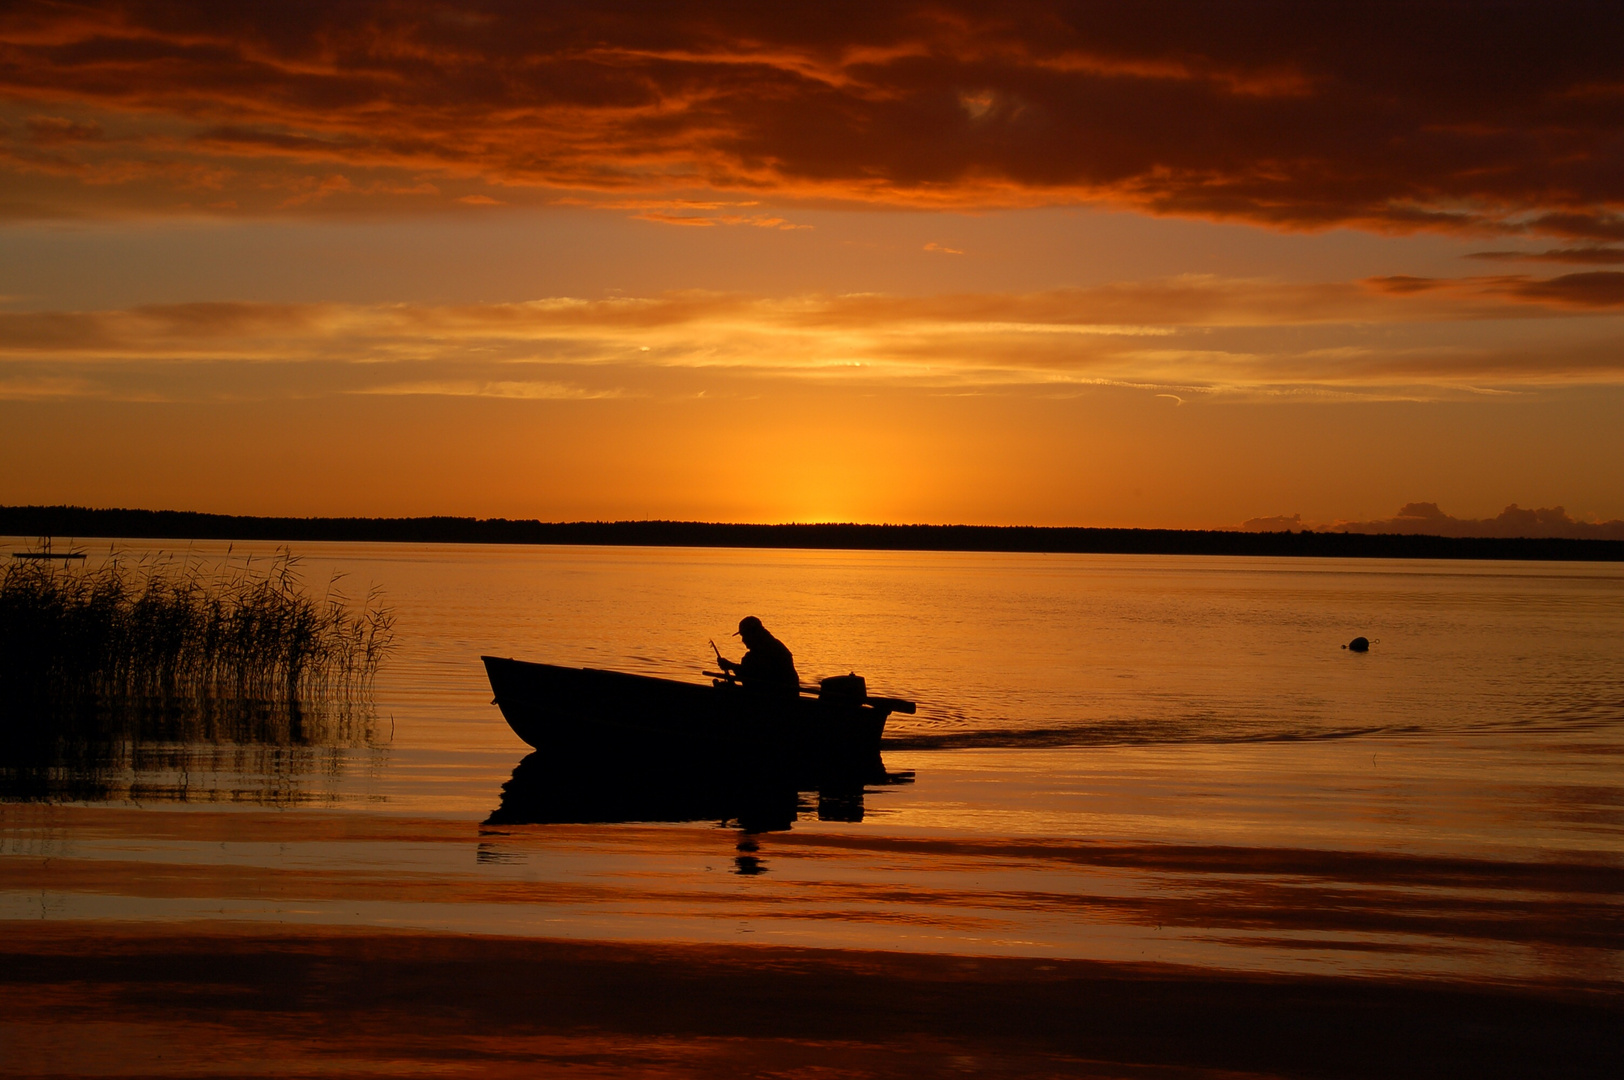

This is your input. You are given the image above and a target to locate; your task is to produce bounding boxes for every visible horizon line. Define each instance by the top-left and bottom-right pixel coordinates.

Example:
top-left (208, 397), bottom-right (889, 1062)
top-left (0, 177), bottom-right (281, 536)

top-left (3, 505), bottom-right (1621, 563)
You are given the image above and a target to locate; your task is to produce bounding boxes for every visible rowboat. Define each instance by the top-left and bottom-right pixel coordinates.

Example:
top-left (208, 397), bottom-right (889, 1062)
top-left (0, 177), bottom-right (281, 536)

top-left (481, 655), bottom-right (915, 790)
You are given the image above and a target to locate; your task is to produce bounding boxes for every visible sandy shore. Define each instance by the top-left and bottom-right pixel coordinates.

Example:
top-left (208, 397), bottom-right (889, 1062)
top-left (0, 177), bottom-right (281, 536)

top-left (4, 923), bottom-right (1619, 1079)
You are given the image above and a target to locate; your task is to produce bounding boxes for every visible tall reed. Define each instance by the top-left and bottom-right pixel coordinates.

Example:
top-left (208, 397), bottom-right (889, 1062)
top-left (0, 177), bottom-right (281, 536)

top-left (0, 548), bottom-right (394, 720)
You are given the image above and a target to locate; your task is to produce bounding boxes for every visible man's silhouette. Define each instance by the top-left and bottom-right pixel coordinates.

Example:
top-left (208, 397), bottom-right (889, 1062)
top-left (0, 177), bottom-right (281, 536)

top-left (717, 616), bottom-right (800, 697)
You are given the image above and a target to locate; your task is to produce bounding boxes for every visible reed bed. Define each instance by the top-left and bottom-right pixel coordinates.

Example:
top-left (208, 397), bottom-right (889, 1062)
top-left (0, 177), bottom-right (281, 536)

top-left (0, 548), bottom-right (394, 720)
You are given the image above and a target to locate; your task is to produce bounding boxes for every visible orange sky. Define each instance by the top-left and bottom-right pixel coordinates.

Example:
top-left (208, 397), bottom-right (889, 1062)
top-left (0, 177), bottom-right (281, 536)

top-left (2, 1), bottom-right (1622, 527)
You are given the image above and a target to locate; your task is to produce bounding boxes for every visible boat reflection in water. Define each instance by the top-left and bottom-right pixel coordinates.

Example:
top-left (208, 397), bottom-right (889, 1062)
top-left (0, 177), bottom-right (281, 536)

top-left (487, 750), bottom-right (911, 834)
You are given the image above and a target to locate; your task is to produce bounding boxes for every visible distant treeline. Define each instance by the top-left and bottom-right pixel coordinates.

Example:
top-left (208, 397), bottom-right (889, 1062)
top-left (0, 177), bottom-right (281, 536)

top-left (4, 505), bottom-right (1623, 561)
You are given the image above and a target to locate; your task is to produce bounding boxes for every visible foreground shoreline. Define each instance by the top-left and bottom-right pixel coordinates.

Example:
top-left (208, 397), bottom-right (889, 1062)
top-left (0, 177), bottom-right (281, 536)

top-left (6, 505), bottom-right (1623, 561)
top-left (4, 922), bottom-right (1619, 1079)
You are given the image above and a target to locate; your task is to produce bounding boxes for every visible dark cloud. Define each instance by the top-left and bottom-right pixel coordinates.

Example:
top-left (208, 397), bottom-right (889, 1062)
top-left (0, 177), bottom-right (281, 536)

top-left (1523, 212), bottom-right (1624, 242)
top-left (1465, 248), bottom-right (1624, 266)
top-left (1242, 503), bottom-right (1624, 540)
top-left (1237, 513), bottom-right (1304, 532)
top-left (1499, 271), bottom-right (1624, 308)
top-left (1364, 271), bottom-right (1624, 309)
top-left (0, 1), bottom-right (1621, 232)
top-left (1364, 276), bottom-right (1444, 296)
top-left (1322, 502), bottom-right (1624, 541)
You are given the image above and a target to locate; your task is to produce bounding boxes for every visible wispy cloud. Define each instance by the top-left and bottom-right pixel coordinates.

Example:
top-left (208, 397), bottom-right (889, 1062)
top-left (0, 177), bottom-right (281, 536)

top-left (356, 380), bottom-right (626, 400)
top-left (1465, 247), bottom-right (1624, 266)
top-left (0, 372), bottom-right (97, 400)
top-left (1, 3), bottom-right (1621, 236)
top-left (631, 210), bottom-right (808, 229)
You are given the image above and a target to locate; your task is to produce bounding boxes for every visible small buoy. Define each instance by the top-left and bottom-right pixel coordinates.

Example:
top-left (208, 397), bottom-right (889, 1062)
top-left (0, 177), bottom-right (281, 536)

top-left (1343, 636), bottom-right (1370, 652)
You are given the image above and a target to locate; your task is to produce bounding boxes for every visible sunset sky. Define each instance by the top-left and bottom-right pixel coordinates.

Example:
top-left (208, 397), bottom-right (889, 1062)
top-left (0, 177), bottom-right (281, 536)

top-left (2, 1), bottom-right (1622, 527)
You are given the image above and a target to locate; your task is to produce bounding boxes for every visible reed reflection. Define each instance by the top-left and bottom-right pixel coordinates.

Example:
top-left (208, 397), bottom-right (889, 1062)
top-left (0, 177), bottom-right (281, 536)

top-left (0, 696), bottom-right (385, 804)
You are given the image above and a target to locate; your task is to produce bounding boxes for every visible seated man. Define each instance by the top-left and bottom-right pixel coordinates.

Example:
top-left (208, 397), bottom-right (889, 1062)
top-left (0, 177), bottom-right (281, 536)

top-left (717, 616), bottom-right (800, 697)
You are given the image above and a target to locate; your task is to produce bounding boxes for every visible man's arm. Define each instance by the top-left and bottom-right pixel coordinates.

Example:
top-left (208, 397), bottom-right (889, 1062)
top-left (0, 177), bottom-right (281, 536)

top-left (710, 639), bottom-right (736, 673)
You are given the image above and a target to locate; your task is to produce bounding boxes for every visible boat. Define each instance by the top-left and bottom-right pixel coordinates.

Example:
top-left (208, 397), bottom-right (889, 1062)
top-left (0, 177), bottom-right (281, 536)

top-left (481, 655), bottom-right (915, 789)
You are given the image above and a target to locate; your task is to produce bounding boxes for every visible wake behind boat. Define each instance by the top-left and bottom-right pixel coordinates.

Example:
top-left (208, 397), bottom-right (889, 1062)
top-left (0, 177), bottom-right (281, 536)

top-left (481, 655), bottom-right (914, 788)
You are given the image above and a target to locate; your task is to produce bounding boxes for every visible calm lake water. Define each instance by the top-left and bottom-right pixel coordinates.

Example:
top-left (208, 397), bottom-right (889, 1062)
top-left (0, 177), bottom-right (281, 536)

top-left (4, 541), bottom-right (1622, 989)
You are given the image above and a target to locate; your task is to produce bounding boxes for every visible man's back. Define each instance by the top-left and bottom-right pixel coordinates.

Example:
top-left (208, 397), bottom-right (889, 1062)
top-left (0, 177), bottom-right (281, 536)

top-left (738, 628), bottom-right (799, 695)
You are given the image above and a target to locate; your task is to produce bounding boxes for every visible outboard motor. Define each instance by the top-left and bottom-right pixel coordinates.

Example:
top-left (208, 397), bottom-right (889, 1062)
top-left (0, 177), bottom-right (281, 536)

top-left (819, 673), bottom-right (867, 705)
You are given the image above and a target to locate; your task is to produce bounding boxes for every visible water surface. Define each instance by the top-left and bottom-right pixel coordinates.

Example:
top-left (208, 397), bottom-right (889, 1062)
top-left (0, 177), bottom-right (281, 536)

top-left (3, 541), bottom-right (1621, 990)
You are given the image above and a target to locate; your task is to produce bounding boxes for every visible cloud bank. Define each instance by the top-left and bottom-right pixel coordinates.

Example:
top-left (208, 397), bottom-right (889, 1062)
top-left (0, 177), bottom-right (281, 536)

top-left (3, 274), bottom-right (1623, 403)
top-left (1, 1), bottom-right (1622, 235)
top-left (1241, 502), bottom-right (1624, 541)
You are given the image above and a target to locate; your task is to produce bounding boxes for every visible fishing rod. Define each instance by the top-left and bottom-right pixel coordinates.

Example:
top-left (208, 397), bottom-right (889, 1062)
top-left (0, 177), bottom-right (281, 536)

top-left (706, 638), bottom-right (739, 683)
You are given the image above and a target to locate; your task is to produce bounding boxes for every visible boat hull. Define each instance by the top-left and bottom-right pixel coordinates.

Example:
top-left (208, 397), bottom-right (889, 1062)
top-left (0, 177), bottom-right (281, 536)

top-left (481, 656), bottom-right (891, 788)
